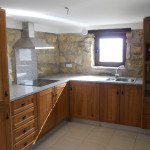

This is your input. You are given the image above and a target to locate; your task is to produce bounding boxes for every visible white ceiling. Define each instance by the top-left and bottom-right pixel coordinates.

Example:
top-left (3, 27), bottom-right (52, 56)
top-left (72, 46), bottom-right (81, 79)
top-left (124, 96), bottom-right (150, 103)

top-left (1, 0), bottom-right (149, 32)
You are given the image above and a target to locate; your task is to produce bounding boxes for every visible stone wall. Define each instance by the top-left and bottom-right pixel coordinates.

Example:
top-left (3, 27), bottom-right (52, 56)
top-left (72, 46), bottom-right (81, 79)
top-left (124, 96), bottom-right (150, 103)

top-left (35, 32), bottom-right (59, 77)
top-left (7, 29), bottom-right (143, 83)
top-left (7, 29), bottom-right (59, 82)
top-left (58, 30), bottom-right (143, 77)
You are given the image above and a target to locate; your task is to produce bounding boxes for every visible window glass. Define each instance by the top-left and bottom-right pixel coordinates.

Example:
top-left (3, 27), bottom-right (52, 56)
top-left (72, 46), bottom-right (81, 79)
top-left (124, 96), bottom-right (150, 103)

top-left (99, 38), bottom-right (123, 63)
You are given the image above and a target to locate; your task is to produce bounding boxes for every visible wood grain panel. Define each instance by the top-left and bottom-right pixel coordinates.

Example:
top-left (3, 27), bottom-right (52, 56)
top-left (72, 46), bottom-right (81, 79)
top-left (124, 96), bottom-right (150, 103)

top-left (120, 85), bottom-right (142, 127)
top-left (70, 81), bottom-right (99, 121)
top-left (11, 94), bottom-right (37, 115)
top-left (99, 84), bottom-right (120, 123)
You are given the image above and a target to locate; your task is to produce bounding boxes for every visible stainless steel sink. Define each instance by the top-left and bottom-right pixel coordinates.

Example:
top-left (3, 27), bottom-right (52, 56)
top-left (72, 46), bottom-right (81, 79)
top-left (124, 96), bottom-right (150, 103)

top-left (107, 77), bottom-right (136, 83)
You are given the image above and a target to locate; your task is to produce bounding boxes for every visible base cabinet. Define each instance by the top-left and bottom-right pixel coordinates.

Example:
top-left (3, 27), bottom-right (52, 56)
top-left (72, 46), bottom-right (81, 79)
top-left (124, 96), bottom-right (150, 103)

top-left (70, 82), bottom-right (99, 121)
top-left (11, 94), bottom-right (38, 150)
top-left (99, 84), bottom-right (120, 123)
top-left (120, 85), bottom-right (142, 127)
top-left (37, 83), bottom-right (68, 139)
top-left (100, 84), bottom-right (142, 127)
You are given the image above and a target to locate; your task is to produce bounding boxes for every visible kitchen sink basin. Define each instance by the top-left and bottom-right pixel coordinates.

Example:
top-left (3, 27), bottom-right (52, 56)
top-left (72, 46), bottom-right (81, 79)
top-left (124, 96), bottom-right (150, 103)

top-left (107, 77), bottom-right (136, 83)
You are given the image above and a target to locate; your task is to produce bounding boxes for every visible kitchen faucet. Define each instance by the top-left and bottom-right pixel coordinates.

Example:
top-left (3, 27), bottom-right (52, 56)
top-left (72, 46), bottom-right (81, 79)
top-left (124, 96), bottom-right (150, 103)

top-left (115, 65), bottom-right (124, 79)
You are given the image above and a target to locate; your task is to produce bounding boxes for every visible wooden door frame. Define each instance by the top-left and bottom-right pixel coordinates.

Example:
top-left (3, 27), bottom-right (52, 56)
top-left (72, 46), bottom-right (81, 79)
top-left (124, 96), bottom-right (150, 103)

top-left (0, 8), bottom-right (13, 150)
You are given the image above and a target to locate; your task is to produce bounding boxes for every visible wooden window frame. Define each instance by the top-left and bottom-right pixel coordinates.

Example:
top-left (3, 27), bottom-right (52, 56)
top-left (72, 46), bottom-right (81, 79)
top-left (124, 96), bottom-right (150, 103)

top-left (89, 28), bottom-right (131, 67)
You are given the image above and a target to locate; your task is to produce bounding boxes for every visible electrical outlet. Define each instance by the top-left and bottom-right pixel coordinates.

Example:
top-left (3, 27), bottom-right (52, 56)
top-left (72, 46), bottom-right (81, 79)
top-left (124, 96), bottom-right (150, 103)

top-left (66, 64), bottom-right (72, 68)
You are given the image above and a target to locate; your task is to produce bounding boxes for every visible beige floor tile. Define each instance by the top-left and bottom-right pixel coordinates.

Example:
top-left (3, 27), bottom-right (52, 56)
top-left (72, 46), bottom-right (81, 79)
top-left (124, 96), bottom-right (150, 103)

top-left (52, 136), bottom-right (82, 150)
top-left (30, 131), bottom-right (65, 150)
top-left (86, 127), bottom-right (114, 146)
top-left (134, 139), bottom-right (150, 150)
top-left (66, 122), bottom-right (95, 131)
top-left (78, 140), bottom-right (105, 150)
top-left (137, 133), bottom-right (150, 142)
top-left (66, 127), bottom-right (92, 140)
top-left (93, 126), bottom-right (115, 135)
top-left (106, 135), bottom-right (135, 150)
top-left (114, 129), bottom-right (137, 139)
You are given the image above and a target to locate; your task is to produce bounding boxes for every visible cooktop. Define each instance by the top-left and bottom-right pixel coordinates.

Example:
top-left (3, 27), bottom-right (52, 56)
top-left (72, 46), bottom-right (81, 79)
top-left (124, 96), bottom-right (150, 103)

top-left (19, 79), bottom-right (59, 87)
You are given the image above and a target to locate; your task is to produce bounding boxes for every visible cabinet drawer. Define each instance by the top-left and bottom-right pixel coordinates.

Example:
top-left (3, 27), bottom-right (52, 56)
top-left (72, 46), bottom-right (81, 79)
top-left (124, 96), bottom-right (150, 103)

top-left (11, 94), bottom-right (37, 115)
top-left (143, 98), bottom-right (150, 115)
top-left (14, 131), bottom-right (36, 150)
top-left (12, 107), bottom-right (37, 129)
top-left (13, 119), bottom-right (37, 144)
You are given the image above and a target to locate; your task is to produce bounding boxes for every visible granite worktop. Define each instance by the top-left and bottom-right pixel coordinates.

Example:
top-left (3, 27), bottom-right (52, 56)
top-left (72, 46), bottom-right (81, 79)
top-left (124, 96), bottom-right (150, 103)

top-left (9, 74), bottom-right (142, 101)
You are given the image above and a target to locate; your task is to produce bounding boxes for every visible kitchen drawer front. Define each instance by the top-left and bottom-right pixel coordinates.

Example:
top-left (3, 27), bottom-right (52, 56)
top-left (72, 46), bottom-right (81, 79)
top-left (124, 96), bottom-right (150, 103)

top-left (143, 98), bottom-right (150, 115)
top-left (14, 131), bottom-right (36, 150)
top-left (142, 115), bottom-right (150, 129)
top-left (12, 107), bottom-right (37, 129)
top-left (11, 94), bottom-right (37, 115)
top-left (13, 119), bottom-right (37, 144)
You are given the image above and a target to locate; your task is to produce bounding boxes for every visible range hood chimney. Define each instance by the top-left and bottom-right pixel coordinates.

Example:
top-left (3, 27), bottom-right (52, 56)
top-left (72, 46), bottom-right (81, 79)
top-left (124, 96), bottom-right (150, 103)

top-left (13, 22), bottom-right (54, 50)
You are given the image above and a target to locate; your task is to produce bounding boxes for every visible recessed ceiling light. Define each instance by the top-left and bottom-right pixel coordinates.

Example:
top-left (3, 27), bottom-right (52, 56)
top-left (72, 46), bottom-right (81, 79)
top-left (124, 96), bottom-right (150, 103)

top-left (4, 8), bottom-right (87, 27)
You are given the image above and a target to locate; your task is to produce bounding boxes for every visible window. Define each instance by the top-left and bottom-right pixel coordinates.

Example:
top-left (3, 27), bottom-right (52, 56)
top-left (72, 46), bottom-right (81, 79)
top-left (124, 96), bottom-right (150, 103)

top-left (89, 28), bottom-right (131, 67)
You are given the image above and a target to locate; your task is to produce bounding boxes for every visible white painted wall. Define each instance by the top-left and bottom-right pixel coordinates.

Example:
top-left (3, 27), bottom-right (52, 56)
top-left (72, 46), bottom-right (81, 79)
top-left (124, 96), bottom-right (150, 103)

top-left (6, 18), bottom-right (143, 34)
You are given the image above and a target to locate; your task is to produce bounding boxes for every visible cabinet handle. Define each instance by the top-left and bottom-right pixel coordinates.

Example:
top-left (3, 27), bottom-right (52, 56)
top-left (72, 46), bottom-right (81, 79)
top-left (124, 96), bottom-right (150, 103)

top-left (70, 87), bottom-right (72, 91)
top-left (23, 142), bottom-right (28, 147)
top-left (23, 129), bottom-right (27, 134)
top-left (121, 91), bottom-right (124, 95)
top-left (21, 103), bottom-right (25, 107)
top-left (52, 93), bottom-right (55, 97)
top-left (117, 91), bottom-right (119, 95)
top-left (6, 113), bottom-right (9, 120)
top-left (22, 116), bottom-right (26, 120)
top-left (4, 91), bottom-right (8, 97)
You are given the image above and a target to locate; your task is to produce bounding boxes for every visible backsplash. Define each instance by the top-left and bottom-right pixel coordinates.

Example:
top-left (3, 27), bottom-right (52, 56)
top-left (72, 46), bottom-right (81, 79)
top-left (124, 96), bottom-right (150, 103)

top-left (7, 29), bottom-right (143, 83)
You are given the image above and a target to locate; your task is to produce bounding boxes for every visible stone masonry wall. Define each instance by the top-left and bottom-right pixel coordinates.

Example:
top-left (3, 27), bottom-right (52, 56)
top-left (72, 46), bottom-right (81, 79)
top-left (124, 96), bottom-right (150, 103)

top-left (7, 29), bottom-right (143, 83)
top-left (7, 29), bottom-right (59, 83)
top-left (58, 30), bottom-right (143, 77)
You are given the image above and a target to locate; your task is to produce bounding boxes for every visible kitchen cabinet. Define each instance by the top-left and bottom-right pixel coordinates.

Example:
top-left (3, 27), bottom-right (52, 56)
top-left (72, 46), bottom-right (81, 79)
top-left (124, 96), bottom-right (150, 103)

top-left (120, 85), bottom-right (142, 127)
top-left (142, 17), bottom-right (150, 129)
top-left (37, 88), bottom-right (53, 128)
top-left (70, 81), bottom-right (99, 121)
top-left (99, 84), bottom-right (120, 123)
top-left (11, 94), bottom-right (38, 149)
top-left (0, 9), bottom-right (12, 150)
top-left (37, 83), bottom-right (68, 139)
top-left (100, 84), bottom-right (142, 127)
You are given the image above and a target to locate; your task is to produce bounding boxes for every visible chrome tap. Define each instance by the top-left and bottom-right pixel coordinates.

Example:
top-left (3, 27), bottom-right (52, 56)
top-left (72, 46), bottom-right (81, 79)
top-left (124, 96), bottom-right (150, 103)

top-left (115, 65), bottom-right (124, 79)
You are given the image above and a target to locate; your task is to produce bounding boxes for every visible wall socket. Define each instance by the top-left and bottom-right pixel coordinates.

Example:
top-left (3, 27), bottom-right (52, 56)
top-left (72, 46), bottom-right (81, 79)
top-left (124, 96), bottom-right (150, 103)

top-left (66, 63), bottom-right (72, 68)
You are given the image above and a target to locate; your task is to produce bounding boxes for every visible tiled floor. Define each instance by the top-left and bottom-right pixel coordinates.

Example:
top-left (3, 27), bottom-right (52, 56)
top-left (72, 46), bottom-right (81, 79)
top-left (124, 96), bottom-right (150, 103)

top-left (30, 121), bottom-right (150, 150)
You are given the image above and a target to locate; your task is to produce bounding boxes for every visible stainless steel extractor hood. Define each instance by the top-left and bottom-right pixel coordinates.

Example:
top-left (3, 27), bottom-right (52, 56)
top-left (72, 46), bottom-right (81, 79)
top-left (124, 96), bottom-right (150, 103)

top-left (13, 22), bottom-right (54, 50)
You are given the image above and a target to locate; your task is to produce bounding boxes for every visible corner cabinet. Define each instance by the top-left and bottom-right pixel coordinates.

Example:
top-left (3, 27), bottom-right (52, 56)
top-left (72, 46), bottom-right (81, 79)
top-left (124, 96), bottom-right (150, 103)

top-left (0, 9), bottom-right (13, 150)
top-left (70, 81), bottom-right (99, 121)
top-left (36, 83), bottom-right (69, 140)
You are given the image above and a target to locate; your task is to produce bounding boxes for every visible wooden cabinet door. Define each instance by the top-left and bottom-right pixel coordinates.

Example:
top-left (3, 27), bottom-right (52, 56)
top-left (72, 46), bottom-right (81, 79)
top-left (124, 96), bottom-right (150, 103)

top-left (70, 82), bottom-right (99, 121)
top-left (55, 83), bottom-right (68, 124)
top-left (0, 9), bottom-right (12, 150)
top-left (37, 88), bottom-right (53, 128)
top-left (37, 84), bottom-right (68, 140)
top-left (120, 85), bottom-right (142, 127)
top-left (100, 84), bottom-right (120, 123)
